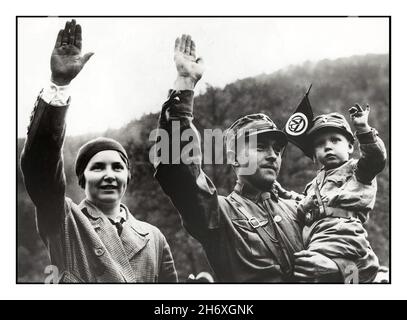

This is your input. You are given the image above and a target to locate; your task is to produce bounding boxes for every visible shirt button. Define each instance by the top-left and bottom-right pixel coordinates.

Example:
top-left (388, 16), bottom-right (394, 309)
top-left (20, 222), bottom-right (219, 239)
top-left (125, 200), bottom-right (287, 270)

top-left (274, 215), bottom-right (282, 223)
top-left (94, 247), bottom-right (105, 256)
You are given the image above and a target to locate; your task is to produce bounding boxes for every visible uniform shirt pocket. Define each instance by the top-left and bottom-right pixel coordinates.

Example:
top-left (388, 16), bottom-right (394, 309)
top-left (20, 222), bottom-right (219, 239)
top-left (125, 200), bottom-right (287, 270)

top-left (231, 218), bottom-right (273, 260)
top-left (325, 174), bottom-right (348, 188)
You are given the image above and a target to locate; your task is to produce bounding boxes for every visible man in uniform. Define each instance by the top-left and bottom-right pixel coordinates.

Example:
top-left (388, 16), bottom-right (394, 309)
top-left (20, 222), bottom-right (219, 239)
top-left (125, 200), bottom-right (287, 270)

top-left (154, 34), bottom-right (378, 282)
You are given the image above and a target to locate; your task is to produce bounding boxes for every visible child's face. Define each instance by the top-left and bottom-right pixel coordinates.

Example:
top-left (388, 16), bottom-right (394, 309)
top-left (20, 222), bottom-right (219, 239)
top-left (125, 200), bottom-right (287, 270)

top-left (312, 130), bottom-right (354, 170)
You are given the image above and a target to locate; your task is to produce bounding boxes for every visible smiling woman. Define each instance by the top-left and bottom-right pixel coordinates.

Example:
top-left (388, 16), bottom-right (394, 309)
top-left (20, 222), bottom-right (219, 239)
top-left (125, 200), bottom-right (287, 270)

top-left (20, 20), bottom-right (178, 283)
top-left (83, 149), bottom-right (129, 211)
top-left (75, 137), bottom-right (131, 213)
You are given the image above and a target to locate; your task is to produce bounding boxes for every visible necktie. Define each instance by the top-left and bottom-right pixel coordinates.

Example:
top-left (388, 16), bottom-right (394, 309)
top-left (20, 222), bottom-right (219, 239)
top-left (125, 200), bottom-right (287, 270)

top-left (109, 217), bottom-right (125, 236)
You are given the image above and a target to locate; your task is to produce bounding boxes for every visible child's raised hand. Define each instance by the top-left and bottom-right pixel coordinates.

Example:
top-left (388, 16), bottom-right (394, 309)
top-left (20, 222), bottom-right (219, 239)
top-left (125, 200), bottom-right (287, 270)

top-left (349, 103), bottom-right (371, 133)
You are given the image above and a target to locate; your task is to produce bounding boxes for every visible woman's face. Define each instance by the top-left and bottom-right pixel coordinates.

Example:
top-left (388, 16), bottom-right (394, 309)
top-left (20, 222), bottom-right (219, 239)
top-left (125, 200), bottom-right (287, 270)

top-left (83, 150), bottom-right (128, 208)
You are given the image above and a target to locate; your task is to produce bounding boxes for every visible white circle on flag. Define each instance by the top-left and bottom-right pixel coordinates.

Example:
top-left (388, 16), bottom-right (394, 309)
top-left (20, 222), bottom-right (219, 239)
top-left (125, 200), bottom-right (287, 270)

top-left (285, 113), bottom-right (308, 136)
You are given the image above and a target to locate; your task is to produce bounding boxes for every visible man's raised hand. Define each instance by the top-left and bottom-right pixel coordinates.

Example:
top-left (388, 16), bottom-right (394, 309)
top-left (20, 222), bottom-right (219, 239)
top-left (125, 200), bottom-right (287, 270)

top-left (173, 34), bottom-right (204, 90)
top-left (51, 19), bottom-right (94, 86)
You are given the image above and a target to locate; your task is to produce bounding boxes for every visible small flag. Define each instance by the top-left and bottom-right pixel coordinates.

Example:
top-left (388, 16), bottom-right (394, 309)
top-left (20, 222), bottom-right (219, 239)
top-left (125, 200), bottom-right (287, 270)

top-left (283, 85), bottom-right (314, 158)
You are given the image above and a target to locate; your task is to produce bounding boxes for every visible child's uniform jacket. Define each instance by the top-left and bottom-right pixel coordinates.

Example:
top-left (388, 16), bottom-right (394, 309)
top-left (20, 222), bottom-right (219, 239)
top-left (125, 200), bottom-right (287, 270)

top-left (299, 129), bottom-right (387, 283)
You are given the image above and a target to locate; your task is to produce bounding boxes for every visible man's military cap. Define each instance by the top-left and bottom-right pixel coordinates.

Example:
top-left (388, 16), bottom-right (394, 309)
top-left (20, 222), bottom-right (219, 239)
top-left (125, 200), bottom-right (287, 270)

top-left (225, 113), bottom-right (287, 151)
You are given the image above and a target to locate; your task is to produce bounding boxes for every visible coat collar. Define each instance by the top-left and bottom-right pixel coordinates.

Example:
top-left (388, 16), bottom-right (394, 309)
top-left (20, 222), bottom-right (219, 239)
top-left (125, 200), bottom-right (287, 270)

top-left (79, 199), bottom-right (149, 236)
top-left (233, 180), bottom-right (279, 203)
top-left (317, 159), bottom-right (354, 185)
top-left (79, 199), bottom-right (106, 220)
top-left (78, 199), bottom-right (150, 282)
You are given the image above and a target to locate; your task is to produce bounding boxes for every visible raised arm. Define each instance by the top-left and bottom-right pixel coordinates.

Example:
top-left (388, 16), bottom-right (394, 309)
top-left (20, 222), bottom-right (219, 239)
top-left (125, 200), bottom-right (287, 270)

top-left (348, 104), bottom-right (387, 184)
top-left (154, 35), bottom-right (220, 242)
top-left (20, 20), bottom-right (93, 237)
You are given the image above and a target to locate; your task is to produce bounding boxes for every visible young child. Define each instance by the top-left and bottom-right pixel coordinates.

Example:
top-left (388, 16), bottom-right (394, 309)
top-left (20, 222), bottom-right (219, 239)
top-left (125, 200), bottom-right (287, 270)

top-left (284, 104), bottom-right (387, 282)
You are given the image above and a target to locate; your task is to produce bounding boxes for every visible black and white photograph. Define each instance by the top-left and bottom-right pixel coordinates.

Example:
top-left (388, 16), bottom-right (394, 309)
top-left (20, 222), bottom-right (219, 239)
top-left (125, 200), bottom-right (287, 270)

top-left (16, 16), bottom-right (390, 287)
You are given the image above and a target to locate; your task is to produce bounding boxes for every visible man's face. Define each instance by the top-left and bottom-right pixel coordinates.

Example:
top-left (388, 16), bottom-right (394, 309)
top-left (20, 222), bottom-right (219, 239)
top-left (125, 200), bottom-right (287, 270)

top-left (236, 132), bottom-right (284, 191)
top-left (84, 150), bottom-right (129, 208)
top-left (312, 129), bottom-right (353, 170)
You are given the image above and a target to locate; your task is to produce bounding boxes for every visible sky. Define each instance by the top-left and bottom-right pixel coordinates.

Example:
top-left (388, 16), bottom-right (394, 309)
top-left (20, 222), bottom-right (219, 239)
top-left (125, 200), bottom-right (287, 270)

top-left (17, 17), bottom-right (389, 137)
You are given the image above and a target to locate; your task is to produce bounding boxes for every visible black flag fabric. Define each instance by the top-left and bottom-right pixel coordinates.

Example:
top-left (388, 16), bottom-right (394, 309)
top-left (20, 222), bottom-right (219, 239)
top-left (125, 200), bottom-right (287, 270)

top-left (283, 85), bottom-right (314, 158)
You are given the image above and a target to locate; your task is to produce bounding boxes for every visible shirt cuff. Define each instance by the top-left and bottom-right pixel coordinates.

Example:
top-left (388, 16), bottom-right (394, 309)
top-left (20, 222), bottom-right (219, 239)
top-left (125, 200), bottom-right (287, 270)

top-left (40, 81), bottom-right (71, 106)
top-left (167, 89), bottom-right (194, 114)
top-left (356, 128), bottom-right (378, 144)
